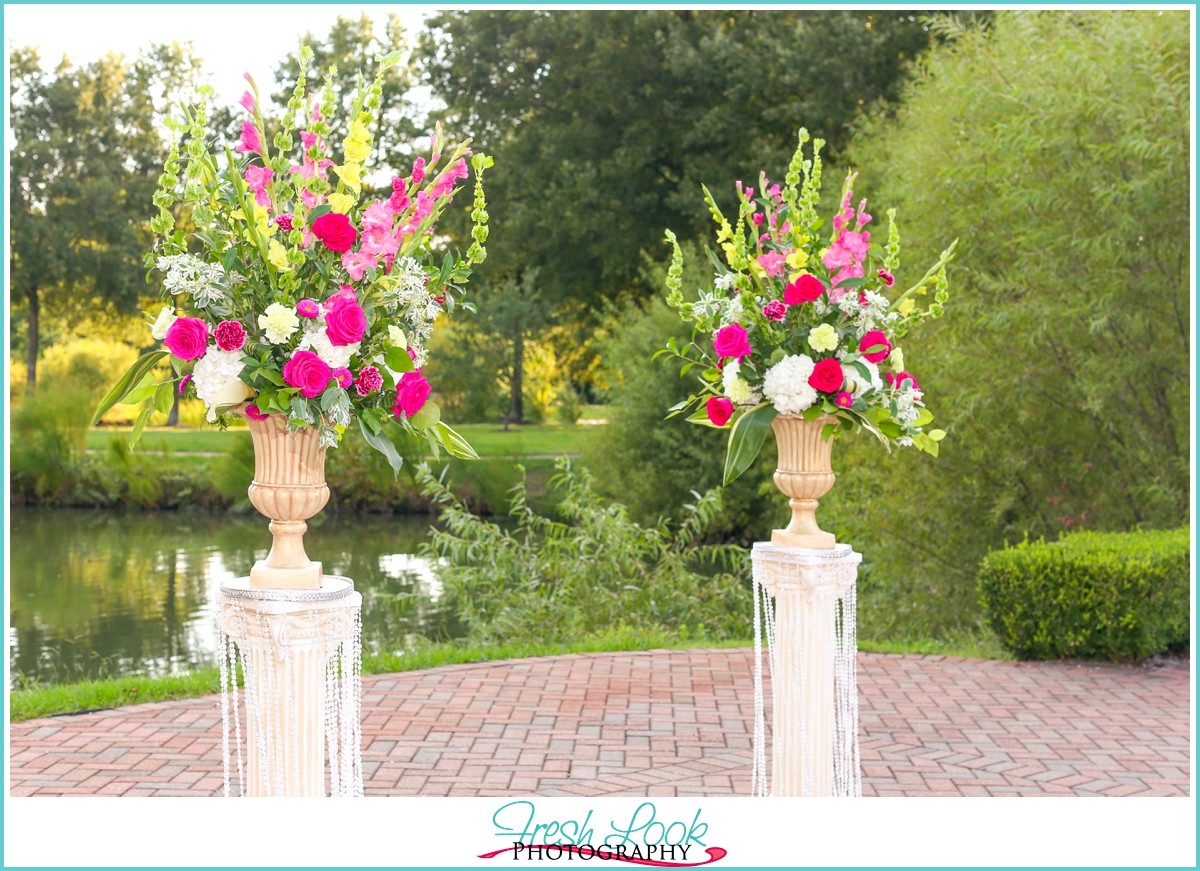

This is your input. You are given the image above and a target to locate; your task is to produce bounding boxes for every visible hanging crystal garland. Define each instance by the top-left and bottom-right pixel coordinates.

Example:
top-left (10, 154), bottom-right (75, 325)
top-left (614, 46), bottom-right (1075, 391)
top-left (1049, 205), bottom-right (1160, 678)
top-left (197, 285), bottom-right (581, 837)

top-left (217, 576), bottom-right (363, 797)
top-left (751, 543), bottom-right (862, 797)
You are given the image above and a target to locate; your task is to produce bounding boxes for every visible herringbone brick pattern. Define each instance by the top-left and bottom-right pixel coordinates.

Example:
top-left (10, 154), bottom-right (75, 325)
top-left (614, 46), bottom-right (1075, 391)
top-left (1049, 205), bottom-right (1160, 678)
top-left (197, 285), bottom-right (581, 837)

top-left (8, 651), bottom-right (1190, 797)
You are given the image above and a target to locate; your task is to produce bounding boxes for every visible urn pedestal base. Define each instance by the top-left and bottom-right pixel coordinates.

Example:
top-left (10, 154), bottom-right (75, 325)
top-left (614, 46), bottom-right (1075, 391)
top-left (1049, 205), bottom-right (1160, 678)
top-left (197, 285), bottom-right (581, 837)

top-left (770, 415), bottom-right (838, 551)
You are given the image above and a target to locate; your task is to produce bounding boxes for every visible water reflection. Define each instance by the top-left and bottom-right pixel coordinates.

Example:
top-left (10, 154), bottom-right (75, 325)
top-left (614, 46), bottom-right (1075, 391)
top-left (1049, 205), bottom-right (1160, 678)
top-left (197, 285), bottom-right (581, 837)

top-left (8, 508), bottom-right (463, 687)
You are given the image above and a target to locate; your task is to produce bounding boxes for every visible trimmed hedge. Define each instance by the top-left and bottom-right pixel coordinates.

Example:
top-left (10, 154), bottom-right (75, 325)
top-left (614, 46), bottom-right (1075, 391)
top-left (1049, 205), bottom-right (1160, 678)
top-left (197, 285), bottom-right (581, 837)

top-left (978, 528), bottom-right (1190, 661)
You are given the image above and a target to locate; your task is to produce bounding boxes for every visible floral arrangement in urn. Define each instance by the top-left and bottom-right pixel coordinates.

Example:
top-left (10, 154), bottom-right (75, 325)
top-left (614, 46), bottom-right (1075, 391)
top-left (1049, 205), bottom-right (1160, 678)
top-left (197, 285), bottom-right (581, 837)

top-left (93, 46), bottom-right (490, 471)
top-left (658, 129), bottom-right (955, 547)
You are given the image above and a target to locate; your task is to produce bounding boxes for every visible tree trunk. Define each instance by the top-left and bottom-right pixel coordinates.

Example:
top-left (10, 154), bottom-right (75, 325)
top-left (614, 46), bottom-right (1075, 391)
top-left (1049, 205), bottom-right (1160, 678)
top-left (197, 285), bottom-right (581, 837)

top-left (25, 285), bottom-right (39, 396)
top-left (166, 392), bottom-right (180, 427)
top-left (507, 325), bottom-right (524, 424)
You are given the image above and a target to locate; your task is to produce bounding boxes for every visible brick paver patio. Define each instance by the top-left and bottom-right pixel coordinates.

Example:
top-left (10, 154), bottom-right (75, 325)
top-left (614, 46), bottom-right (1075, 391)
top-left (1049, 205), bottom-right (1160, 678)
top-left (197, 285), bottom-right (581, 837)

top-left (8, 650), bottom-right (1190, 797)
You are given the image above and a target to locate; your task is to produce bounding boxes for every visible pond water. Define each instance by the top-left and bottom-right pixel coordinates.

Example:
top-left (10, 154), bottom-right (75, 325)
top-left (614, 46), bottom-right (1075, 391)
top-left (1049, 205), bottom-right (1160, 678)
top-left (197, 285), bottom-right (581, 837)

top-left (8, 508), bottom-right (463, 688)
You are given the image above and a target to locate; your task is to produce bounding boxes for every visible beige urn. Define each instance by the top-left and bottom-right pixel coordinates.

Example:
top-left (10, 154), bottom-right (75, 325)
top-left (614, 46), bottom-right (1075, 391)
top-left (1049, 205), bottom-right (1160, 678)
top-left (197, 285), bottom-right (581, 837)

top-left (244, 412), bottom-right (330, 589)
top-left (770, 414), bottom-right (838, 549)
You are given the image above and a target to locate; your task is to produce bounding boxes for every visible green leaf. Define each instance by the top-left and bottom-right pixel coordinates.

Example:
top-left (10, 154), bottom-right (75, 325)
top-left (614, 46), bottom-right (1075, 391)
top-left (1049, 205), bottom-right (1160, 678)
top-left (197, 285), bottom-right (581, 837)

top-left (153, 382), bottom-right (175, 415)
top-left (863, 344), bottom-right (888, 355)
top-left (307, 203), bottom-right (332, 222)
top-left (801, 405), bottom-right (824, 422)
top-left (723, 402), bottom-right (778, 485)
top-left (257, 367), bottom-right (284, 386)
top-left (123, 372), bottom-right (160, 406)
top-left (685, 407), bottom-right (724, 429)
top-left (914, 408), bottom-right (935, 427)
top-left (409, 400), bottom-right (441, 432)
top-left (701, 368), bottom-right (722, 382)
top-left (129, 406), bottom-right (152, 449)
top-left (878, 420), bottom-right (903, 439)
top-left (928, 428), bottom-right (947, 442)
top-left (821, 422), bottom-right (839, 441)
top-left (92, 351), bottom-right (167, 424)
top-left (768, 348), bottom-right (787, 367)
top-left (385, 347), bottom-right (415, 374)
top-left (434, 422), bottom-right (480, 459)
top-left (865, 405), bottom-right (890, 424)
top-left (358, 417), bottom-right (404, 478)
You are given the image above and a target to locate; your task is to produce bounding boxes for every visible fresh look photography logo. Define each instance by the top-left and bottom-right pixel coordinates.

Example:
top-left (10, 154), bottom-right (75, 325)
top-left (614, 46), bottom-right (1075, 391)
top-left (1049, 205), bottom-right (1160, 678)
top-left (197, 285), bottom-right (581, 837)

top-left (479, 801), bottom-right (727, 866)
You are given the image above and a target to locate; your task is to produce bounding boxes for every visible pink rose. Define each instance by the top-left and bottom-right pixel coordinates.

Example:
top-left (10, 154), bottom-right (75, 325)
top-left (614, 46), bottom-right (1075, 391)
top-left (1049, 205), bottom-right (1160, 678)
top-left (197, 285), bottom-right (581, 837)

top-left (164, 318), bottom-right (209, 361)
top-left (706, 396), bottom-right (734, 427)
top-left (393, 371), bottom-right (432, 419)
top-left (325, 297), bottom-right (367, 346)
top-left (712, 324), bottom-right (752, 361)
top-left (784, 274), bottom-right (824, 305)
top-left (762, 300), bottom-right (787, 322)
top-left (310, 212), bottom-right (357, 253)
top-left (214, 320), bottom-right (246, 352)
top-left (282, 350), bottom-right (332, 398)
top-left (858, 330), bottom-right (893, 364)
top-left (808, 358), bottom-right (844, 394)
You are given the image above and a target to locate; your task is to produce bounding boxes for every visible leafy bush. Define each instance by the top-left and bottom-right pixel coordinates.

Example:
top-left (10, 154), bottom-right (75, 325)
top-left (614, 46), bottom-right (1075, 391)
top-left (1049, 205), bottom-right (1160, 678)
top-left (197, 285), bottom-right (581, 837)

top-left (420, 459), bottom-right (751, 644)
top-left (978, 528), bottom-right (1189, 661)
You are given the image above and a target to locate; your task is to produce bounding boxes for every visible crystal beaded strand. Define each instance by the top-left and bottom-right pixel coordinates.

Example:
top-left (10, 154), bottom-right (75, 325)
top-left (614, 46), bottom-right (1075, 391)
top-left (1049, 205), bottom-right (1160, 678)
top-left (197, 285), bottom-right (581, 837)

top-left (218, 616), bottom-right (231, 798)
top-left (751, 571), bottom-right (766, 797)
top-left (350, 608), bottom-right (364, 796)
top-left (229, 634), bottom-right (245, 796)
top-left (322, 610), bottom-right (341, 798)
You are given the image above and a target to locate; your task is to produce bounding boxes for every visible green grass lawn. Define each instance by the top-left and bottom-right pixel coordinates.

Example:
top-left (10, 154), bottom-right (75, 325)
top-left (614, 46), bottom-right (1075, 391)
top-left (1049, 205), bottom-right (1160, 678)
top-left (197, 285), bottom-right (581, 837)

top-left (88, 422), bottom-right (592, 457)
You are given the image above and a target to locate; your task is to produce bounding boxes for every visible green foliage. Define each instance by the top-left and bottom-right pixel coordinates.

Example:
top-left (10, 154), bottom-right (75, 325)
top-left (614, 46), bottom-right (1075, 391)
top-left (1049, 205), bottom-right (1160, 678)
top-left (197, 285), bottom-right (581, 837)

top-left (978, 529), bottom-right (1190, 661)
top-left (11, 380), bottom-right (95, 503)
top-left (833, 11), bottom-right (1190, 630)
top-left (419, 459), bottom-right (752, 644)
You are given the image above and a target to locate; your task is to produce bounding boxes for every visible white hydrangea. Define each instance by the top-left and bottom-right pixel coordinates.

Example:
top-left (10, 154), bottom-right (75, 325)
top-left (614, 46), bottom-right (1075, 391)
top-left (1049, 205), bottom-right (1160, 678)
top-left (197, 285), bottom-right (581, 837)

top-left (841, 360), bottom-right (882, 396)
top-left (299, 319), bottom-right (359, 369)
top-left (762, 353), bottom-right (818, 415)
top-left (192, 347), bottom-right (252, 422)
top-left (722, 360), bottom-right (760, 406)
top-left (156, 254), bottom-right (227, 308)
top-left (259, 302), bottom-right (300, 344)
top-left (150, 306), bottom-right (177, 341)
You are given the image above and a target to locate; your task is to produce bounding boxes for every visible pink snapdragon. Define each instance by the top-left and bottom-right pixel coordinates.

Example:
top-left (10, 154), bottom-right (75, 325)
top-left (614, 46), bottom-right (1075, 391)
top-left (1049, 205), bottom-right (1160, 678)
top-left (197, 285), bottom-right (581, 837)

top-left (236, 121), bottom-right (261, 154)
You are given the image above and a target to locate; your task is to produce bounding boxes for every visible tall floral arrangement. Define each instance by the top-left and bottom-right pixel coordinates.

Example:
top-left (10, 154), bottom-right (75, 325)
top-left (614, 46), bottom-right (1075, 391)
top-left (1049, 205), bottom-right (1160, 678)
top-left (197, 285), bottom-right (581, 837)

top-left (93, 47), bottom-right (492, 472)
top-left (659, 129), bottom-right (956, 483)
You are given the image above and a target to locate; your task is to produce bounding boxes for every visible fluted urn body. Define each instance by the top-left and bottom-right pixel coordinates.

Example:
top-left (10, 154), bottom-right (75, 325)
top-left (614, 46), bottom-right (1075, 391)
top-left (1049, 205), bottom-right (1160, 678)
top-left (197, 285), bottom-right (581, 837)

top-left (244, 413), bottom-right (329, 589)
top-left (770, 414), bottom-right (837, 549)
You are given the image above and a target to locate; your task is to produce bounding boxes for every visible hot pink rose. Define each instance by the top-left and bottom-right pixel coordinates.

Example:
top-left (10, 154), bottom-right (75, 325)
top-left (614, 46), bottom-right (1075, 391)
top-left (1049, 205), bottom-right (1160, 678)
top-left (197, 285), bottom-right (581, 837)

top-left (762, 300), bottom-right (787, 321)
top-left (808, 358), bottom-right (844, 394)
top-left (393, 371), bottom-right (432, 419)
top-left (784, 274), bottom-right (824, 305)
top-left (244, 405), bottom-right (270, 421)
top-left (310, 212), bottom-right (357, 253)
top-left (858, 330), bottom-right (893, 364)
top-left (325, 297), bottom-right (367, 346)
top-left (282, 350), bottom-right (332, 398)
top-left (164, 318), bottom-right (209, 361)
top-left (214, 320), bottom-right (246, 352)
top-left (706, 396), bottom-right (734, 427)
top-left (712, 324), bottom-right (752, 361)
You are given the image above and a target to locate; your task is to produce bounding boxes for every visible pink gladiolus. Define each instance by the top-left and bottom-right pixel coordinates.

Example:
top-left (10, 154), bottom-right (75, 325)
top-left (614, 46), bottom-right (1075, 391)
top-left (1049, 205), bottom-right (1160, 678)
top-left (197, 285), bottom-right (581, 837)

top-left (300, 188), bottom-right (322, 209)
top-left (410, 156), bottom-right (426, 186)
top-left (239, 91), bottom-right (256, 112)
top-left (300, 131), bottom-right (319, 150)
top-left (341, 250), bottom-right (378, 282)
top-left (360, 222), bottom-right (400, 258)
top-left (244, 165), bottom-right (272, 207)
top-left (236, 121), bottom-right (261, 154)
top-left (757, 252), bottom-right (786, 278)
top-left (752, 213), bottom-right (764, 227)
top-left (363, 200), bottom-right (393, 227)
top-left (324, 285), bottom-right (357, 309)
top-left (393, 371), bottom-right (432, 419)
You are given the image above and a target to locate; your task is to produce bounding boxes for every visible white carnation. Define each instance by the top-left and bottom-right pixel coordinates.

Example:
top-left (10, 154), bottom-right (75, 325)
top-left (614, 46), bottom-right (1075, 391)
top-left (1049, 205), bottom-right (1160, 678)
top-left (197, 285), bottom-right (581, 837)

top-left (762, 354), bottom-right (818, 415)
top-left (299, 320), bottom-right (360, 369)
top-left (841, 360), bottom-right (882, 396)
top-left (150, 306), bottom-right (178, 341)
top-left (259, 302), bottom-right (300, 344)
top-left (192, 347), bottom-right (252, 422)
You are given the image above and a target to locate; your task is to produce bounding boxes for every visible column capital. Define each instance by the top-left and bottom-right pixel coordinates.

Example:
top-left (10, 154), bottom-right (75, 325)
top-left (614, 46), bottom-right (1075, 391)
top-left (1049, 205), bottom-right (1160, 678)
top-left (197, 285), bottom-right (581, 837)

top-left (751, 542), bottom-right (861, 599)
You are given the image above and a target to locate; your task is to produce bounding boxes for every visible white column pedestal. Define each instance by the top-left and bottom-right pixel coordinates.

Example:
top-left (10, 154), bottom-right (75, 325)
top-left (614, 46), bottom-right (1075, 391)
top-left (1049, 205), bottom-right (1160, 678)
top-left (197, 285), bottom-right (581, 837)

top-left (751, 543), bottom-right (861, 797)
top-left (217, 575), bottom-right (363, 797)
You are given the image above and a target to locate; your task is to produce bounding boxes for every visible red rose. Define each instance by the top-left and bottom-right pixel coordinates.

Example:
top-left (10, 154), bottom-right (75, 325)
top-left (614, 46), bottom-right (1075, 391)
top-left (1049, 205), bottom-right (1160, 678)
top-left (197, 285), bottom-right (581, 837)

top-left (712, 324), bottom-right (752, 361)
top-left (706, 396), bottom-right (734, 427)
top-left (808, 358), bottom-right (844, 394)
top-left (214, 320), bottom-right (247, 352)
top-left (282, 350), bottom-right (332, 398)
top-left (393, 371), bottom-right (432, 418)
top-left (325, 297), bottom-right (367, 346)
top-left (858, 330), bottom-right (892, 364)
top-left (762, 300), bottom-right (787, 321)
top-left (164, 317), bottom-right (209, 361)
top-left (310, 212), bottom-right (358, 253)
top-left (784, 274), bottom-right (825, 305)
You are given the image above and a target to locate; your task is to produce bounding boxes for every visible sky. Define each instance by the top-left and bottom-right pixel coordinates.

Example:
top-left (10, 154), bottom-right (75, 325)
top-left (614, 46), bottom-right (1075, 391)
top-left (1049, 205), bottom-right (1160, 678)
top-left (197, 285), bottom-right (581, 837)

top-left (4, 4), bottom-right (441, 106)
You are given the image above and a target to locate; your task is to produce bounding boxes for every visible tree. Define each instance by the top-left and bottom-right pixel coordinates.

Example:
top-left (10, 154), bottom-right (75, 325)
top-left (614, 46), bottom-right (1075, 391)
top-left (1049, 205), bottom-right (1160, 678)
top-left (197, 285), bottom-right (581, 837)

top-left (9, 44), bottom-right (200, 393)
top-left (835, 11), bottom-right (1190, 635)
top-left (419, 10), bottom-right (938, 312)
top-left (473, 270), bottom-right (554, 425)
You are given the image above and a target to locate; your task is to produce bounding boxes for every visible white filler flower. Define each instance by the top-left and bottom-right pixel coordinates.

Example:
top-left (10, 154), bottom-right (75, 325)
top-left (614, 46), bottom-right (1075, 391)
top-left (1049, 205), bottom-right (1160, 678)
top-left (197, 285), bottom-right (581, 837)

top-left (762, 354), bottom-right (818, 415)
top-left (259, 302), bottom-right (300, 344)
top-left (192, 347), bottom-right (252, 422)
